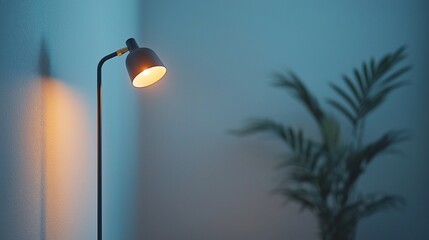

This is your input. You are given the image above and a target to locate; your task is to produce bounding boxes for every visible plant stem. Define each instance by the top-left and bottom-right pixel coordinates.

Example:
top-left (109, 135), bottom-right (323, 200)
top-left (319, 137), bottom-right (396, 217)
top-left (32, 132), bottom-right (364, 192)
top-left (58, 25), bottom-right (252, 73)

top-left (357, 118), bottom-right (366, 149)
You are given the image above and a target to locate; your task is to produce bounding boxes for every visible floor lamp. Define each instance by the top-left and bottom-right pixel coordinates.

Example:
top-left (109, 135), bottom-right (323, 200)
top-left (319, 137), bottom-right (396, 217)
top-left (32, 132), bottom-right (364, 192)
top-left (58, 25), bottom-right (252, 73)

top-left (96, 38), bottom-right (166, 240)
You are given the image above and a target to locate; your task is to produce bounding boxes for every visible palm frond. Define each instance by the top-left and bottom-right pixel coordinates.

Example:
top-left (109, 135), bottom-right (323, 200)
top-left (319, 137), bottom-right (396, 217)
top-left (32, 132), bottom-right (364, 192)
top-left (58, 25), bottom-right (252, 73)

top-left (358, 81), bottom-right (409, 118)
top-left (360, 130), bottom-right (409, 165)
top-left (273, 71), bottom-right (325, 124)
top-left (330, 83), bottom-right (359, 113)
top-left (329, 46), bottom-right (410, 125)
top-left (320, 116), bottom-right (341, 152)
top-left (362, 62), bottom-right (371, 87)
top-left (342, 74), bottom-right (361, 104)
top-left (358, 194), bottom-right (405, 219)
top-left (353, 68), bottom-right (366, 96)
top-left (230, 119), bottom-right (288, 142)
top-left (274, 188), bottom-right (319, 211)
top-left (231, 119), bottom-right (313, 153)
top-left (342, 130), bottom-right (408, 198)
top-left (381, 66), bottom-right (412, 84)
top-left (233, 46), bottom-right (411, 240)
top-left (327, 99), bottom-right (356, 126)
top-left (288, 168), bottom-right (318, 184)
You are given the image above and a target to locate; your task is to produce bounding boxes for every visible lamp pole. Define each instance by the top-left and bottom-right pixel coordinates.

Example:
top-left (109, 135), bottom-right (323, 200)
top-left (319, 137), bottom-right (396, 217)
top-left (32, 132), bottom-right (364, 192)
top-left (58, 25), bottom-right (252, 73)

top-left (96, 48), bottom-right (128, 240)
top-left (95, 38), bottom-right (166, 240)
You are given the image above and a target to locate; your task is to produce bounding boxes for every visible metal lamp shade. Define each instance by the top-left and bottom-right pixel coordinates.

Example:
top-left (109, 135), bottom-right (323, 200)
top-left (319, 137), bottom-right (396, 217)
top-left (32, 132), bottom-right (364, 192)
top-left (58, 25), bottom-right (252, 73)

top-left (125, 38), bottom-right (166, 88)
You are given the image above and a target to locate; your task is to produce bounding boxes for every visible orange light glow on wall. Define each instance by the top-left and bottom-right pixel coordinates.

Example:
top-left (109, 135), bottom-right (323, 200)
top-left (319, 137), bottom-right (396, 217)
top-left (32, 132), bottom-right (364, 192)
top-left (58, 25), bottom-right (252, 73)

top-left (23, 78), bottom-right (92, 240)
top-left (43, 78), bottom-right (92, 240)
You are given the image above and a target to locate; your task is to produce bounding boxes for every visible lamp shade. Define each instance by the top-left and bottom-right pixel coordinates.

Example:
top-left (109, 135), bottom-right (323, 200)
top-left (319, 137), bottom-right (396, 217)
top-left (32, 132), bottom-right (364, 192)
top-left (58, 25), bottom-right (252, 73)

top-left (125, 38), bottom-right (166, 88)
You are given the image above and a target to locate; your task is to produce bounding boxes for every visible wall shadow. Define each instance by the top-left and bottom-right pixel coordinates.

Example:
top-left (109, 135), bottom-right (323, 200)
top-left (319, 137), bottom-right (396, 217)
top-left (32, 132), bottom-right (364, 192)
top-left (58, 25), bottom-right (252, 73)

top-left (21, 38), bottom-right (92, 240)
top-left (38, 37), bottom-right (49, 240)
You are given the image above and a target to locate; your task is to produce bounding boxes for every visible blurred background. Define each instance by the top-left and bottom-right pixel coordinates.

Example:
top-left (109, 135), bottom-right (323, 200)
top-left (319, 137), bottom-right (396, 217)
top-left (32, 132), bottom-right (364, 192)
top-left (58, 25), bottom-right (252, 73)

top-left (0, 0), bottom-right (428, 239)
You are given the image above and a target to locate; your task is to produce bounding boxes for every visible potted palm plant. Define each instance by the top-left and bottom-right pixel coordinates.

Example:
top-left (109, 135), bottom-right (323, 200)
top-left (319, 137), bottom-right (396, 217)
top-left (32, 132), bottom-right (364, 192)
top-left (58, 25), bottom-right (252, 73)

top-left (233, 46), bottom-right (411, 240)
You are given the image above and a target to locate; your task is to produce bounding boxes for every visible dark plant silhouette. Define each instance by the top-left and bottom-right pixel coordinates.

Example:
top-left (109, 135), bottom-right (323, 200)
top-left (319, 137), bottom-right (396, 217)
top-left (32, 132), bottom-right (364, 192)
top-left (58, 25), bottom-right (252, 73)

top-left (233, 47), bottom-right (411, 240)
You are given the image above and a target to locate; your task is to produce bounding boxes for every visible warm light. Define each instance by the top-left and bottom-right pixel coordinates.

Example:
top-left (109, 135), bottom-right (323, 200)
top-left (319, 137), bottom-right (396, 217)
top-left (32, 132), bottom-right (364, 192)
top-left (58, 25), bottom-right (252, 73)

top-left (43, 79), bottom-right (91, 240)
top-left (132, 66), bottom-right (167, 88)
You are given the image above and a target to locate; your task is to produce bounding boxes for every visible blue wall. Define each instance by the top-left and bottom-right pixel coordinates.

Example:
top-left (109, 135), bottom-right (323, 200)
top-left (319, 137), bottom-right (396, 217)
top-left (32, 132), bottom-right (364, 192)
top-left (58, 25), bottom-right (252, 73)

top-left (0, 0), bottom-right (428, 239)
top-left (134, 0), bottom-right (429, 239)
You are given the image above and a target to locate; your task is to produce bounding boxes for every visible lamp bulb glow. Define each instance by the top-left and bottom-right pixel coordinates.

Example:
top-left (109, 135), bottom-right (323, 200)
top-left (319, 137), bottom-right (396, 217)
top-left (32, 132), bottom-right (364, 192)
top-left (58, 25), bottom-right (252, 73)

top-left (132, 66), bottom-right (166, 88)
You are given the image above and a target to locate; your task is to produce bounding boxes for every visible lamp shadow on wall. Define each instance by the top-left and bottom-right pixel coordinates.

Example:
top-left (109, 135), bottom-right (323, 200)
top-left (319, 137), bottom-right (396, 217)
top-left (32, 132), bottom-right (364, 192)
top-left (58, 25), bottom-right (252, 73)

top-left (22, 38), bottom-right (92, 240)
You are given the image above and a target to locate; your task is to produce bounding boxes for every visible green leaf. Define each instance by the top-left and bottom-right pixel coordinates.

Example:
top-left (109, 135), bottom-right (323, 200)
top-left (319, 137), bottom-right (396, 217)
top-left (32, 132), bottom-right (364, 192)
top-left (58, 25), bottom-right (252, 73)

top-left (347, 130), bottom-right (408, 173)
top-left (272, 73), bottom-right (294, 88)
top-left (298, 129), bottom-right (304, 153)
top-left (374, 46), bottom-right (407, 83)
top-left (310, 147), bottom-right (324, 171)
top-left (381, 66), bottom-right (412, 85)
top-left (357, 81), bottom-right (408, 119)
top-left (363, 63), bottom-right (371, 86)
top-left (359, 194), bottom-right (405, 219)
top-left (342, 131), bottom-right (410, 196)
top-left (330, 83), bottom-right (359, 113)
top-left (289, 169), bottom-right (317, 184)
top-left (275, 188), bottom-right (318, 211)
top-left (389, 46), bottom-right (407, 66)
top-left (377, 54), bottom-right (392, 75)
top-left (273, 71), bottom-right (325, 125)
top-left (370, 58), bottom-right (376, 78)
top-left (328, 100), bottom-right (356, 126)
top-left (304, 141), bottom-right (313, 163)
top-left (342, 75), bottom-right (361, 104)
top-left (354, 68), bottom-right (366, 96)
top-left (362, 130), bottom-right (408, 163)
top-left (230, 119), bottom-right (289, 144)
top-left (320, 116), bottom-right (341, 151)
top-left (373, 81), bottom-right (409, 101)
top-left (358, 94), bottom-right (386, 118)
top-left (288, 128), bottom-right (296, 150)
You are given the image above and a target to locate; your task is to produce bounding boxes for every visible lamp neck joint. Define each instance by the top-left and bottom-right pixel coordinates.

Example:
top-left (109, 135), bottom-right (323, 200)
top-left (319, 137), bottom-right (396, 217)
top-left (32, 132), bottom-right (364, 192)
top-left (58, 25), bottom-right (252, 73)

top-left (126, 38), bottom-right (139, 51)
